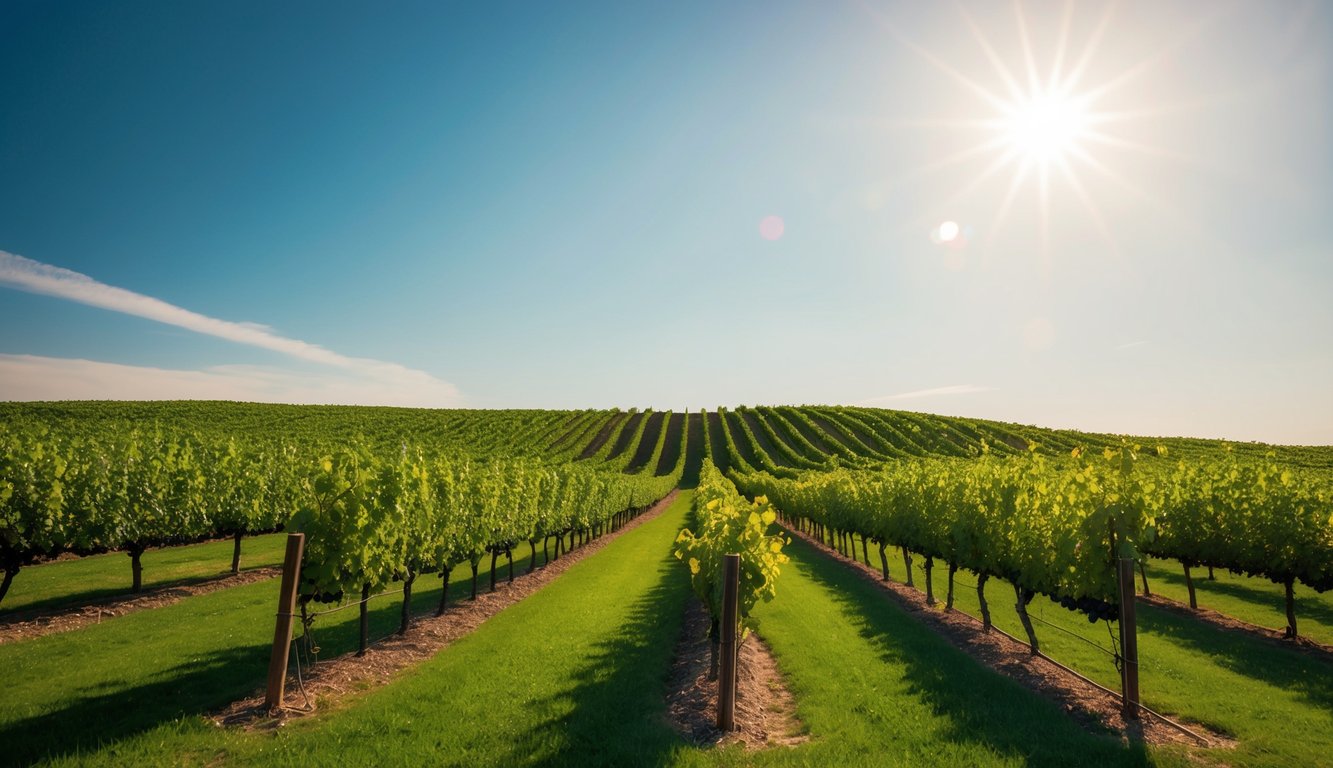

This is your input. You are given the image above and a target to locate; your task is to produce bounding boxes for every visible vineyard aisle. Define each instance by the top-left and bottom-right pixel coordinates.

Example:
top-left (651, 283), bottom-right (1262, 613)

top-left (136, 492), bottom-right (701, 767)
top-left (0, 531), bottom-right (542, 767)
top-left (52, 492), bottom-right (1196, 768)
top-left (0, 532), bottom-right (289, 617)
top-left (217, 492), bottom-right (1158, 767)
top-left (808, 530), bottom-right (1333, 768)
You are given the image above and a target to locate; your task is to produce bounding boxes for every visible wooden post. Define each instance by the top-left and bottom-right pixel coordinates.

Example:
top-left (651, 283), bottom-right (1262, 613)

top-left (264, 533), bottom-right (305, 712)
top-left (717, 553), bottom-right (740, 731)
top-left (1117, 557), bottom-right (1140, 719)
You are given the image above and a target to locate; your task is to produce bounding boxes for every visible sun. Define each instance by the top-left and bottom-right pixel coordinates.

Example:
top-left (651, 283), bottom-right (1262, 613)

top-left (999, 89), bottom-right (1089, 165)
top-left (864, 2), bottom-right (1176, 260)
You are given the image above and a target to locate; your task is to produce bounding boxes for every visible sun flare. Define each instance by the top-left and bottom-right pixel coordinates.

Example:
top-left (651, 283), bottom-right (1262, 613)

top-left (1000, 90), bottom-right (1089, 164)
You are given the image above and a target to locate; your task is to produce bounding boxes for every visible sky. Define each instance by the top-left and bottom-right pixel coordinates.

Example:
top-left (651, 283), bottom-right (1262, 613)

top-left (1, 1), bottom-right (1330, 444)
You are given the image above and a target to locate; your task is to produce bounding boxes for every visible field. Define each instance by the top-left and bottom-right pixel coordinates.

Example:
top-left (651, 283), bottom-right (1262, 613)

top-left (2, 402), bottom-right (1331, 767)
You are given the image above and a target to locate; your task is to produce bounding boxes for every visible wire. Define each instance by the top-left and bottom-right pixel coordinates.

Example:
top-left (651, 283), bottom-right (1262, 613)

top-left (1026, 612), bottom-right (1120, 660)
top-left (305, 586), bottom-right (405, 618)
top-left (1105, 618), bottom-right (1124, 675)
top-left (287, 634), bottom-right (314, 712)
top-left (952, 575), bottom-right (980, 591)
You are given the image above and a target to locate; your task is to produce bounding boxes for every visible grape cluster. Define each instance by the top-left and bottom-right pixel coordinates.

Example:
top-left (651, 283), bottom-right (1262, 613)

top-left (1053, 594), bottom-right (1118, 623)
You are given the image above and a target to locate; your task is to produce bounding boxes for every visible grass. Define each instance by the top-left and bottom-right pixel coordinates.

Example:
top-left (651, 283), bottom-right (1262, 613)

top-left (0, 529), bottom-right (546, 766)
top-left (31, 493), bottom-right (1169, 767)
top-left (719, 533), bottom-right (1160, 768)
top-left (29, 493), bottom-right (699, 767)
top-left (833, 531), bottom-right (1333, 768)
top-left (0, 533), bottom-right (290, 616)
top-left (8, 499), bottom-right (1331, 768)
top-left (1140, 557), bottom-right (1333, 646)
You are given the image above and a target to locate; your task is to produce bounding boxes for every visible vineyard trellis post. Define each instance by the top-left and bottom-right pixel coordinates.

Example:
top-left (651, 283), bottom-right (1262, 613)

top-left (265, 532), bottom-right (305, 712)
top-left (717, 553), bottom-right (740, 731)
top-left (1117, 557), bottom-right (1140, 718)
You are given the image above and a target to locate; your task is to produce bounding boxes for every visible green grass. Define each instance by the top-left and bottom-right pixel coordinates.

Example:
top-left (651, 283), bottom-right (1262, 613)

top-left (0, 532), bottom-right (547, 766)
top-left (33, 494), bottom-right (1173, 767)
top-left (9, 501), bottom-right (1332, 768)
top-left (719, 533), bottom-right (1160, 768)
top-left (0, 534), bottom-right (290, 616)
top-left (835, 531), bottom-right (1333, 768)
top-left (1141, 557), bottom-right (1333, 646)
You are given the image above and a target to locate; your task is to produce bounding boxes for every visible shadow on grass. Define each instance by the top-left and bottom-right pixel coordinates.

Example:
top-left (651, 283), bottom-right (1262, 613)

top-left (300, 548), bottom-right (544, 660)
top-left (1146, 566), bottom-right (1333, 630)
top-left (503, 552), bottom-right (693, 768)
top-left (1138, 604), bottom-right (1333, 712)
top-left (785, 535), bottom-right (1153, 768)
top-left (1, 642), bottom-right (268, 766)
top-left (2, 547), bottom-right (555, 766)
top-left (0, 567), bottom-right (275, 619)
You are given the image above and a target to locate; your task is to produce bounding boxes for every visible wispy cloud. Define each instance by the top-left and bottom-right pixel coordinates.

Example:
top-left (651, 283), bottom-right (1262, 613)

top-left (0, 251), bottom-right (461, 406)
top-left (0, 355), bottom-right (460, 407)
top-left (858, 384), bottom-right (993, 405)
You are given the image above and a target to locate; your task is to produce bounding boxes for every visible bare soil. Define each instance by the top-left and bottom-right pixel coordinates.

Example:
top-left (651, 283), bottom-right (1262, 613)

top-left (664, 599), bottom-right (807, 750)
top-left (215, 491), bottom-right (680, 728)
top-left (0, 567), bottom-right (281, 645)
top-left (787, 526), bottom-right (1236, 752)
top-left (1139, 593), bottom-right (1333, 661)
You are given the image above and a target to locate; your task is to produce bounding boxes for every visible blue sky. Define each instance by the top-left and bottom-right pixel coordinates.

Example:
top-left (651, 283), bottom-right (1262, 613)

top-left (1, 1), bottom-right (1330, 444)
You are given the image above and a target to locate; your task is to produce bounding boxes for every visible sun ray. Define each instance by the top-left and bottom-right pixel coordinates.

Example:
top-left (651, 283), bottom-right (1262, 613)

top-left (1065, 143), bottom-right (1234, 262)
top-left (1038, 156), bottom-right (1052, 275)
top-left (1012, 0), bottom-right (1043, 95)
top-left (980, 155), bottom-right (1033, 266)
top-left (1064, 143), bottom-right (1176, 221)
top-left (1084, 126), bottom-right (1313, 203)
top-left (1055, 154), bottom-right (1125, 271)
top-left (1081, 130), bottom-right (1198, 163)
top-left (1056, 2), bottom-right (1116, 97)
top-left (1083, 56), bottom-right (1326, 126)
top-left (1048, 1), bottom-right (1075, 93)
top-left (955, 3), bottom-right (1026, 103)
top-left (894, 133), bottom-right (1014, 182)
top-left (859, 2), bottom-right (1014, 114)
top-left (899, 146), bottom-right (1023, 238)
top-left (828, 115), bottom-right (1002, 132)
top-left (1076, 3), bottom-right (1235, 107)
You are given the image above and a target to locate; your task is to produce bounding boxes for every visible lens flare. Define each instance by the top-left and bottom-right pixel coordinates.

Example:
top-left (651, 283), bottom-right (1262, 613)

top-left (759, 215), bottom-right (785, 241)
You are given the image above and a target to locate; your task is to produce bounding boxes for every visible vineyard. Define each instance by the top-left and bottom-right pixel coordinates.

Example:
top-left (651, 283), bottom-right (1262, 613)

top-left (2, 401), bottom-right (1331, 767)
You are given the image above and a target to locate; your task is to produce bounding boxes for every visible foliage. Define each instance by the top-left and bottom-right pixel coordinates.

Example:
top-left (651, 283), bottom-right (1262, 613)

top-left (673, 459), bottom-right (789, 637)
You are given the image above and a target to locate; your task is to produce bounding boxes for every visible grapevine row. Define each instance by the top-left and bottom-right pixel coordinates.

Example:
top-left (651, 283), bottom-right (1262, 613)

top-left (673, 459), bottom-right (788, 676)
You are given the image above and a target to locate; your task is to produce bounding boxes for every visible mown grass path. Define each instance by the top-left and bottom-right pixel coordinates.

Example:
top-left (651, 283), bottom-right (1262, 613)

top-left (2, 533), bottom-right (539, 766)
top-left (17, 499), bottom-right (1331, 767)
top-left (51, 493), bottom-right (1176, 767)
top-left (1141, 557), bottom-right (1333, 647)
top-left (0, 533), bottom-right (289, 617)
top-left (832, 531), bottom-right (1333, 768)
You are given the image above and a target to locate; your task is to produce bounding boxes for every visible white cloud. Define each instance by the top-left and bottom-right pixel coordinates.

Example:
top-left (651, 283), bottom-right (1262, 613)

top-left (0, 250), bottom-right (462, 406)
top-left (0, 354), bottom-right (461, 407)
top-left (858, 384), bottom-right (994, 405)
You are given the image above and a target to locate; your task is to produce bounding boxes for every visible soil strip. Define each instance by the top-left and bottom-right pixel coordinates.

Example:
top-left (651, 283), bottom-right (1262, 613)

top-left (215, 490), bottom-right (680, 728)
top-left (0, 567), bottom-right (281, 645)
top-left (665, 598), bottom-right (806, 750)
top-left (786, 526), bottom-right (1236, 751)
top-left (1138, 593), bottom-right (1333, 661)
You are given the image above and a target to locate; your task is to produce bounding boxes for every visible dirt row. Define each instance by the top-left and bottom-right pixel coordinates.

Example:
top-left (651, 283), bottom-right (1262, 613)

top-left (664, 598), bottom-right (806, 751)
top-left (784, 525), bottom-right (1236, 751)
top-left (215, 490), bottom-right (681, 728)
